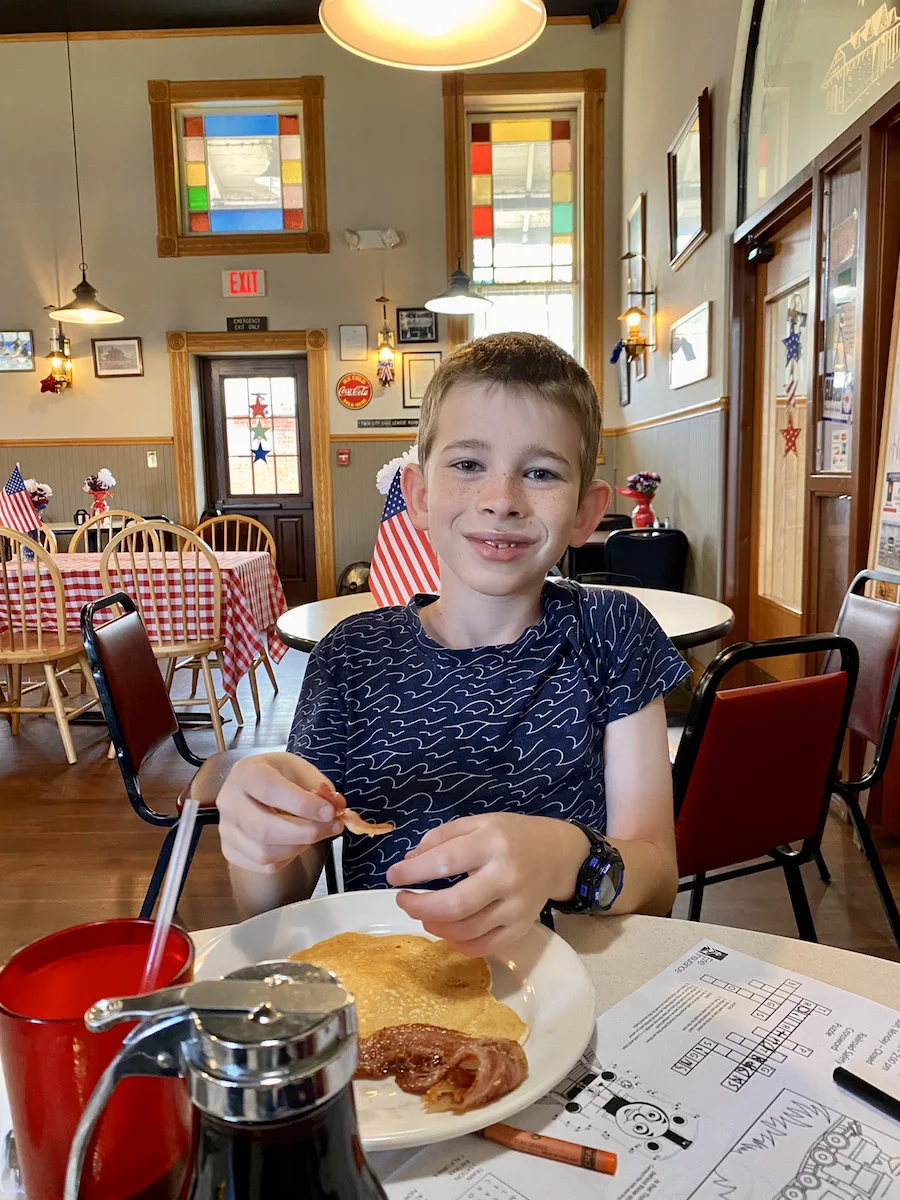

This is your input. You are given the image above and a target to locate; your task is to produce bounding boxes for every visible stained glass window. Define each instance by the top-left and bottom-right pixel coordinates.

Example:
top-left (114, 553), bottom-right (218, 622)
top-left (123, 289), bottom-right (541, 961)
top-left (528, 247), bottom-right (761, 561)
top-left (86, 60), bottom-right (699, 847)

top-left (177, 106), bottom-right (306, 236)
top-left (223, 376), bottom-right (301, 497)
top-left (467, 110), bottom-right (579, 356)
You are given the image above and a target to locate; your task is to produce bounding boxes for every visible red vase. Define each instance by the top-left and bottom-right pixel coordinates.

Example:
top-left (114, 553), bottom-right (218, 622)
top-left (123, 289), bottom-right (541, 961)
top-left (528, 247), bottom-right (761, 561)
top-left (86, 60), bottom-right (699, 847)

top-left (90, 490), bottom-right (112, 518)
top-left (631, 495), bottom-right (656, 529)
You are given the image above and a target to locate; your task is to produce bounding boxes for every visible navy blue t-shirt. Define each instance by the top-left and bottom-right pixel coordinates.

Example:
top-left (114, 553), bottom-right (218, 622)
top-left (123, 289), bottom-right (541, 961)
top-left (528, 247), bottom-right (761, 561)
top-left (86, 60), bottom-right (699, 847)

top-left (286, 580), bottom-right (690, 891)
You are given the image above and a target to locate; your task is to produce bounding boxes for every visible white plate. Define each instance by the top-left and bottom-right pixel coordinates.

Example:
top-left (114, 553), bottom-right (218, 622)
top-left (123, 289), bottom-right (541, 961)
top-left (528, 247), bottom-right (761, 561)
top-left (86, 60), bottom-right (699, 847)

top-left (194, 890), bottom-right (596, 1151)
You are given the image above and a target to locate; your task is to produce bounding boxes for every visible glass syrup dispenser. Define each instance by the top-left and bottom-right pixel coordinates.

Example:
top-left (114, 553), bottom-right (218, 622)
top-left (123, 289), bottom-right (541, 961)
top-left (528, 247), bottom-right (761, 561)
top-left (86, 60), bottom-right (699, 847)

top-left (65, 961), bottom-right (387, 1200)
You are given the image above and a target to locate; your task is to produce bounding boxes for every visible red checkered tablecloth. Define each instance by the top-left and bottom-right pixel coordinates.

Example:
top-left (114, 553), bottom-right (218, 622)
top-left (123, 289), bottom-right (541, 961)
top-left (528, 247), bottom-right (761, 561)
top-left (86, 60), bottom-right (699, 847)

top-left (0, 551), bottom-right (288, 697)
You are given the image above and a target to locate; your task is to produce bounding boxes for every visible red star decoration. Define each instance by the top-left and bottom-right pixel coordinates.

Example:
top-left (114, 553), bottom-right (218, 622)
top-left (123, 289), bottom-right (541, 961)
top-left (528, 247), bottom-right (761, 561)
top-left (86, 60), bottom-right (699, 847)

top-left (781, 413), bottom-right (801, 457)
top-left (249, 394), bottom-right (269, 419)
top-left (39, 373), bottom-right (62, 393)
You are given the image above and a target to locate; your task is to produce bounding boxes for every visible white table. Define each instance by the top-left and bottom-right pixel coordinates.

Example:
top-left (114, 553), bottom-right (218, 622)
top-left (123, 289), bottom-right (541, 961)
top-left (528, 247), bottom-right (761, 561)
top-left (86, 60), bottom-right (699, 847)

top-left (276, 588), bottom-right (734, 653)
top-left (2, 915), bottom-right (897, 1195)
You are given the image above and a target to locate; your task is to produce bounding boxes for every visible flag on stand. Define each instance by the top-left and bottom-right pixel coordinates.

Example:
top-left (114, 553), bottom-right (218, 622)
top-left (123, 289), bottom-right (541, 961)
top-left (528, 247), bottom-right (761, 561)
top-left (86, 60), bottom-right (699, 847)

top-left (0, 464), bottom-right (39, 535)
top-left (369, 469), bottom-right (440, 606)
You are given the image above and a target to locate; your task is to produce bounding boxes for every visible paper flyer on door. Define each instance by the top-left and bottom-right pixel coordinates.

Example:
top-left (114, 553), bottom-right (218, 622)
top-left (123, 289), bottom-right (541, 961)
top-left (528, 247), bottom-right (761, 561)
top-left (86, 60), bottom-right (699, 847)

top-left (384, 941), bottom-right (900, 1200)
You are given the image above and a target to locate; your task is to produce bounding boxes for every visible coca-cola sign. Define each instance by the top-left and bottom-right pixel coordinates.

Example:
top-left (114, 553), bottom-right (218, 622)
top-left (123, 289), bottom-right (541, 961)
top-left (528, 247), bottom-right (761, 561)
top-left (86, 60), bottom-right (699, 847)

top-left (336, 372), bottom-right (373, 410)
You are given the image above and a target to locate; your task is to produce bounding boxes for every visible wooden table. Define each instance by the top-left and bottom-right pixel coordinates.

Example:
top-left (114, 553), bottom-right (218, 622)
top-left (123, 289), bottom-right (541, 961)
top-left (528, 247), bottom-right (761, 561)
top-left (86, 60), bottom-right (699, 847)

top-left (276, 587), bottom-right (734, 653)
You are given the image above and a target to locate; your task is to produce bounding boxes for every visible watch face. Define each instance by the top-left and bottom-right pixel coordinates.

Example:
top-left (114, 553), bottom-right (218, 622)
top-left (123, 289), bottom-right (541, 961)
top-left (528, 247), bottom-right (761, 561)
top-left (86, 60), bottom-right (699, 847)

top-left (596, 867), bottom-right (620, 910)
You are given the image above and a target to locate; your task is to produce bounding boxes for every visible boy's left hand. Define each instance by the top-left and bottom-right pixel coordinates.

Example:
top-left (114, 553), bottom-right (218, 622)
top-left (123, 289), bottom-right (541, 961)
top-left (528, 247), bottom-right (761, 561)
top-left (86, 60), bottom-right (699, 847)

top-left (385, 814), bottom-right (590, 956)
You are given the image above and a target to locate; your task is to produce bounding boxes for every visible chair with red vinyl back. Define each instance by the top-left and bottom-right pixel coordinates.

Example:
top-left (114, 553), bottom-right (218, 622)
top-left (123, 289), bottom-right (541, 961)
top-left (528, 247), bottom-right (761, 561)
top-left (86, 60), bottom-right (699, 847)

top-left (672, 633), bottom-right (858, 941)
top-left (80, 591), bottom-right (221, 918)
top-left (830, 569), bottom-right (900, 948)
top-left (81, 591), bottom-right (341, 907)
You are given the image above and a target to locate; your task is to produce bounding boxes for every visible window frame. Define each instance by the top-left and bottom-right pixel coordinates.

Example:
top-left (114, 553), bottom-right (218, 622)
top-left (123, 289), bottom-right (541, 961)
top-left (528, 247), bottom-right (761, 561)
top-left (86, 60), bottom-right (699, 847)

top-left (442, 70), bottom-right (605, 424)
top-left (148, 77), bottom-right (328, 257)
top-left (466, 105), bottom-right (582, 359)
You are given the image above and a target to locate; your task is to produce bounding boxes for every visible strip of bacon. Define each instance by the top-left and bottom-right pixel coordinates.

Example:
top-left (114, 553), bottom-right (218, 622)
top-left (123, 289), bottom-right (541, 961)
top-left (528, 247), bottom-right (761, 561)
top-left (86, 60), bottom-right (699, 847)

top-left (315, 781), bottom-right (394, 837)
top-left (356, 1023), bottom-right (528, 1113)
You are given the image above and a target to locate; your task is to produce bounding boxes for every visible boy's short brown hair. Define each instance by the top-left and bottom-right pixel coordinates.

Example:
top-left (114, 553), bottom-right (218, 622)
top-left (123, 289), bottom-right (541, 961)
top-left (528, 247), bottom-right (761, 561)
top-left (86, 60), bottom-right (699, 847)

top-left (417, 332), bottom-right (601, 497)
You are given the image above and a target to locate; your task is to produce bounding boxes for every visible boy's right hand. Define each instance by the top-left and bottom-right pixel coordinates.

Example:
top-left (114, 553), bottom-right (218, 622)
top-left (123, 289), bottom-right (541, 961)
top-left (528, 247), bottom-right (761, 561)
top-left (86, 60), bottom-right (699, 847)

top-left (217, 752), bottom-right (345, 875)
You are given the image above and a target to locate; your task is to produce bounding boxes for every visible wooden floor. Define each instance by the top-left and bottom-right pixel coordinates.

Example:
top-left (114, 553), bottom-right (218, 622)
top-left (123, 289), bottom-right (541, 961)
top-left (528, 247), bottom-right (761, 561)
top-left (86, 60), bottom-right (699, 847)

top-left (1, 650), bottom-right (899, 965)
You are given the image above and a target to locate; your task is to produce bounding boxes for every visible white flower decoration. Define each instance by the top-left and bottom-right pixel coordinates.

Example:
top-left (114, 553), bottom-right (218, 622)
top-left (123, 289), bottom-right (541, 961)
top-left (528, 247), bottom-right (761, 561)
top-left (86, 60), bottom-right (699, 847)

top-left (376, 443), bottom-right (418, 495)
top-left (97, 468), bottom-right (116, 487)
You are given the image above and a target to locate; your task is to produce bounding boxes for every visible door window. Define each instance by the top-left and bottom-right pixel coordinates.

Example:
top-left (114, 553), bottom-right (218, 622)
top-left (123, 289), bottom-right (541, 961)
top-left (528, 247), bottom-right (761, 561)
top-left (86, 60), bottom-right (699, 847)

top-left (222, 375), bottom-right (301, 497)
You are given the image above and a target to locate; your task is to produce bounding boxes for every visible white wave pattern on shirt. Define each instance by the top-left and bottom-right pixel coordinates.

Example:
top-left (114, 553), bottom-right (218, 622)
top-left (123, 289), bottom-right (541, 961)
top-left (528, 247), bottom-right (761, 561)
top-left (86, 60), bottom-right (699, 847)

top-left (287, 581), bottom-right (690, 890)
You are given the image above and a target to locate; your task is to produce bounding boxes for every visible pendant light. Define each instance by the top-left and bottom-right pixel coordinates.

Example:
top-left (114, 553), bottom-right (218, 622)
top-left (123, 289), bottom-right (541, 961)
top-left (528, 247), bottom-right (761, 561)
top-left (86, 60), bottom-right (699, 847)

top-left (48, 32), bottom-right (123, 325)
top-left (426, 253), bottom-right (493, 316)
top-left (318, 0), bottom-right (547, 72)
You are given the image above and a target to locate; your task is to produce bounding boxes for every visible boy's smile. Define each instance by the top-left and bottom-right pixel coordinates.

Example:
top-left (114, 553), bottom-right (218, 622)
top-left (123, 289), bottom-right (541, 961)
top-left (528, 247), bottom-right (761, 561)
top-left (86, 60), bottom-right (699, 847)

top-left (402, 381), bottom-right (609, 610)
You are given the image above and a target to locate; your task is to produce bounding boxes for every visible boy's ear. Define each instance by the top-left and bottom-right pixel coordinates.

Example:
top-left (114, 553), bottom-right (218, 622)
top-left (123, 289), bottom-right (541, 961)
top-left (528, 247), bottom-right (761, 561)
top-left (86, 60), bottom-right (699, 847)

top-left (569, 479), bottom-right (611, 547)
top-left (400, 463), bottom-right (430, 532)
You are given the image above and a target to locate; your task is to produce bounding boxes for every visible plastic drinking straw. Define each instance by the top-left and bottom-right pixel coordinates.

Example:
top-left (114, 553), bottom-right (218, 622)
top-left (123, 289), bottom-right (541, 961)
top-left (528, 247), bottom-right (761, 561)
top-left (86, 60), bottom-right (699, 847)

top-left (140, 796), bottom-right (200, 994)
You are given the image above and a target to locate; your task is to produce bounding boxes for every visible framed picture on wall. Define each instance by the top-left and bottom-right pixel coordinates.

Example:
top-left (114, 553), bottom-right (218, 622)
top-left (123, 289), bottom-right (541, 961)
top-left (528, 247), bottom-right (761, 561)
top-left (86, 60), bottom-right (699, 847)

top-left (0, 331), bottom-right (34, 372)
top-left (669, 302), bottom-right (710, 390)
top-left (667, 87), bottom-right (711, 270)
top-left (617, 352), bottom-right (632, 407)
top-left (92, 337), bottom-right (144, 378)
top-left (403, 351), bottom-right (442, 408)
top-left (397, 308), bottom-right (438, 344)
top-left (625, 194), bottom-right (647, 381)
top-left (339, 324), bottom-right (368, 361)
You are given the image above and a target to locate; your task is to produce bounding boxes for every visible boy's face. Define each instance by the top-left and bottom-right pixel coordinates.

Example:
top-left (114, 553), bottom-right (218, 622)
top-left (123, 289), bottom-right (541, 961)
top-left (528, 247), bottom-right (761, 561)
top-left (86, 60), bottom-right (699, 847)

top-left (402, 381), bottom-right (610, 598)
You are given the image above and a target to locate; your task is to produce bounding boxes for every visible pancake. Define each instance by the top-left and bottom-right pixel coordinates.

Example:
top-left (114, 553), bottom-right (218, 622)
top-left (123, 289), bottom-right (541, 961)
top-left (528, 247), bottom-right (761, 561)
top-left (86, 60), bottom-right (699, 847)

top-left (289, 932), bottom-right (527, 1042)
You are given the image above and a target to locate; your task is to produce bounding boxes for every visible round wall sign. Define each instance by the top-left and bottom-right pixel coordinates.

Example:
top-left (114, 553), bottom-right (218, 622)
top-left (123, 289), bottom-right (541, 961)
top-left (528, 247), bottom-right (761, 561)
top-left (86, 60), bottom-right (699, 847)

top-left (336, 372), bottom-right (373, 410)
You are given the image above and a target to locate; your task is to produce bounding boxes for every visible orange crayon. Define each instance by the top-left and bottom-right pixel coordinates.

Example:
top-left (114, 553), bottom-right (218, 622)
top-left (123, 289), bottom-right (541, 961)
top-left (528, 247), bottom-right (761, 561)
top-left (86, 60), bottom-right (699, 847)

top-left (478, 1123), bottom-right (618, 1176)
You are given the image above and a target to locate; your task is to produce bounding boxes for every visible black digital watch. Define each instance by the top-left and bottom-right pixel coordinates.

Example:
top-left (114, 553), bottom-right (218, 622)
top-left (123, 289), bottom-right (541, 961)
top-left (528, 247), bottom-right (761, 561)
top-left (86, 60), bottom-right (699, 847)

top-left (551, 821), bottom-right (625, 915)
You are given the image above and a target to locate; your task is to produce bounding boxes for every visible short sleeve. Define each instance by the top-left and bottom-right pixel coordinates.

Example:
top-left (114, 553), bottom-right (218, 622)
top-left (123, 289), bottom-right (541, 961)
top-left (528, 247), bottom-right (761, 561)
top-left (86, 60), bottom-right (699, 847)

top-left (594, 591), bottom-right (691, 724)
top-left (286, 640), bottom-right (347, 791)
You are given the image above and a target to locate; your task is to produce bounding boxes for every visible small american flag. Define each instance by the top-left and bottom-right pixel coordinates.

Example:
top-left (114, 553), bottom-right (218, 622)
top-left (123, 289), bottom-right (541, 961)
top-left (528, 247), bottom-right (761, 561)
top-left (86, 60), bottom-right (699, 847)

top-left (0, 464), bottom-right (39, 535)
top-left (369, 469), bottom-right (440, 606)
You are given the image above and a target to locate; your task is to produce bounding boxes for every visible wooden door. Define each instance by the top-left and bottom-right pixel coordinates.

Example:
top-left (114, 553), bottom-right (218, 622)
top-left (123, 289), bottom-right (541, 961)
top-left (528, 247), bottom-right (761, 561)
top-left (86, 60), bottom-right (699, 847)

top-left (201, 357), bottom-right (316, 605)
top-left (748, 213), bottom-right (812, 680)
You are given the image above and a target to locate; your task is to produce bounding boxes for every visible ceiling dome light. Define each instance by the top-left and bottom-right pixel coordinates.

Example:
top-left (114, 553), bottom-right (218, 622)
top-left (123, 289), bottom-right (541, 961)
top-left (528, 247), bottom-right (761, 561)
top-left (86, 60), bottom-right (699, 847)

top-left (425, 254), bottom-right (493, 315)
top-left (319, 0), bottom-right (547, 72)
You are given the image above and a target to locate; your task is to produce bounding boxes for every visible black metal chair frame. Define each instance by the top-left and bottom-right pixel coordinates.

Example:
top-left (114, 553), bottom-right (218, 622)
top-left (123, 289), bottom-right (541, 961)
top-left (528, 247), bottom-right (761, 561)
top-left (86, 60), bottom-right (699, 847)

top-left (604, 527), bottom-right (689, 592)
top-left (832, 569), bottom-right (900, 947)
top-left (81, 591), bottom-right (218, 918)
top-left (672, 633), bottom-right (859, 941)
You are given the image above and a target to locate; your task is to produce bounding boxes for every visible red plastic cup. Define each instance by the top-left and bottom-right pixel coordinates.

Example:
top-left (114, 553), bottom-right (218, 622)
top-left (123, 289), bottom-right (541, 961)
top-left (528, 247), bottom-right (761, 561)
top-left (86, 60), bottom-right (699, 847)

top-left (0, 919), bottom-right (194, 1200)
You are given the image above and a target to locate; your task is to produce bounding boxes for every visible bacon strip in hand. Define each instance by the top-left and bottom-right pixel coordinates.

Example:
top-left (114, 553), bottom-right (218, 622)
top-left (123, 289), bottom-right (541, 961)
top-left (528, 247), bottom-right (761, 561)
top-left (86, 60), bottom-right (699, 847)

top-left (356, 1023), bottom-right (528, 1113)
top-left (315, 781), bottom-right (395, 837)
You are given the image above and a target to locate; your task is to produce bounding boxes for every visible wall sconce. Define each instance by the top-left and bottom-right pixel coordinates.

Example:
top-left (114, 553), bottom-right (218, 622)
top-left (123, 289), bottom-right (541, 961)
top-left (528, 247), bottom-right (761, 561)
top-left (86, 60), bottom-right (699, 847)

top-left (41, 326), bottom-right (73, 392)
top-left (375, 294), bottom-right (396, 386)
top-left (618, 250), bottom-right (657, 361)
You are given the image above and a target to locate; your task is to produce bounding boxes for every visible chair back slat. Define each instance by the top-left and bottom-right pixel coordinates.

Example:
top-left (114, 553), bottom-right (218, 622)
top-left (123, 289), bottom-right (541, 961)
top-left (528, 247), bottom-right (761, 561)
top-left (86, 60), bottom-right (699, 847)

top-left (36, 526), bottom-right (58, 554)
top-left (68, 509), bottom-right (144, 554)
top-left (0, 526), bottom-right (68, 658)
top-left (195, 514), bottom-right (276, 565)
top-left (100, 520), bottom-right (223, 652)
top-left (834, 591), bottom-right (900, 745)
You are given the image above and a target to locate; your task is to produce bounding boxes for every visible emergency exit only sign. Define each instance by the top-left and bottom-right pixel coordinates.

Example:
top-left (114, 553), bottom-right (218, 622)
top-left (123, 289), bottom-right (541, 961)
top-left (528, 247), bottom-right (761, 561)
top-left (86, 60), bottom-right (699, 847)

top-left (222, 269), bottom-right (266, 298)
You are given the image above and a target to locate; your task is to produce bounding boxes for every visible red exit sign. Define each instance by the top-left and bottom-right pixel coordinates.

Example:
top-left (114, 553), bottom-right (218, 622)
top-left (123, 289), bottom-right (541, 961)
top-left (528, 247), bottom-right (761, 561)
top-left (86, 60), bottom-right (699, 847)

top-left (222, 269), bottom-right (267, 298)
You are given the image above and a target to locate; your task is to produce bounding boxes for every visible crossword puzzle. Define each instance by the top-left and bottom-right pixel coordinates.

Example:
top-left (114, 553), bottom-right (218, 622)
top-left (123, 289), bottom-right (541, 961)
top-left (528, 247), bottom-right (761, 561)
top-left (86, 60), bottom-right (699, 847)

top-left (672, 975), bottom-right (832, 1092)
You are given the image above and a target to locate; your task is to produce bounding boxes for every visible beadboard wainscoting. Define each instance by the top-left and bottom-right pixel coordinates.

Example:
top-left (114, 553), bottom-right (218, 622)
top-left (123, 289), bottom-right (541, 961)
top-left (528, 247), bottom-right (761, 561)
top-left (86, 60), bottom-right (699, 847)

top-left (0, 441), bottom-right (178, 527)
top-left (609, 402), bottom-right (727, 602)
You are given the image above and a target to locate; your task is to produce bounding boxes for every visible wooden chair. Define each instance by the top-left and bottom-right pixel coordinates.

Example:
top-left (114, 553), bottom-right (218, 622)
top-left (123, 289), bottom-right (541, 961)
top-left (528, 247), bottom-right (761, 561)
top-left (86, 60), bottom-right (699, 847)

top-left (100, 520), bottom-right (239, 753)
top-left (193, 513), bottom-right (280, 720)
top-left (34, 526), bottom-right (57, 554)
top-left (0, 526), bottom-right (99, 763)
top-left (68, 509), bottom-right (143, 554)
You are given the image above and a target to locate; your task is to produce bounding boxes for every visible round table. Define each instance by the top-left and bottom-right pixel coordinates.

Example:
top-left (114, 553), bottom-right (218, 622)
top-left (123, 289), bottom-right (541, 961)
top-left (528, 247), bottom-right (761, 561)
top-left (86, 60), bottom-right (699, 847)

top-left (276, 588), bottom-right (734, 653)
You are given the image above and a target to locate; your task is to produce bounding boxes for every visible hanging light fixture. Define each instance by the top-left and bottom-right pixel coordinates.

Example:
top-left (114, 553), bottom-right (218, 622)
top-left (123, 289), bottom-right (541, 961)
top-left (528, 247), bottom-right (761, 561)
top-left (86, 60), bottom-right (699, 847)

top-left (47, 32), bottom-right (123, 326)
top-left (425, 252), bottom-right (493, 316)
top-left (318, 0), bottom-right (547, 72)
top-left (375, 295), bottom-right (396, 386)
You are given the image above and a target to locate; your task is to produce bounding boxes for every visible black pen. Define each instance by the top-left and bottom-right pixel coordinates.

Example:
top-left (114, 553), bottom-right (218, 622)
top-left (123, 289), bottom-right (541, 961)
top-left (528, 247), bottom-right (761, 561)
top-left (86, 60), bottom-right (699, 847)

top-left (834, 1065), bottom-right (900, 1123)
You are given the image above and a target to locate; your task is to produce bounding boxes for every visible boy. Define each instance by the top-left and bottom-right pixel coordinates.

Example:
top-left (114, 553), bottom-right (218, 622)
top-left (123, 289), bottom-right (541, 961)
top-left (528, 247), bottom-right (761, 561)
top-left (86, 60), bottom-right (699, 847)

top-left (218, 332), bottom-right (690, 955)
